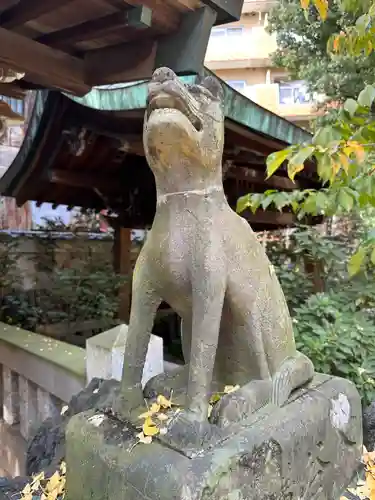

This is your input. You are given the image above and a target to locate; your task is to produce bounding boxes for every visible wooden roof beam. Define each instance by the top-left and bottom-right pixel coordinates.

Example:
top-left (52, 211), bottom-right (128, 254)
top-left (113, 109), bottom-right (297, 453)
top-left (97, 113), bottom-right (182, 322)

top-left (36, 6), bottom-right (152, 49)
top-left (0, 27), bottom-right (90, 95)
top-left (122, 0), bottom-right (179, 32)
top-left (49, 168), bottom-right (119, 193)
top-left (0, 0), bottom-right (75, 30)
top-left (227, 166), bottom-right (300, 190)
top-left (0, 83), bottom-right (26, 99)
top-left (85, 6), bottom-right (216, 84)
top-left (241, 209), bottom-right (296, 227)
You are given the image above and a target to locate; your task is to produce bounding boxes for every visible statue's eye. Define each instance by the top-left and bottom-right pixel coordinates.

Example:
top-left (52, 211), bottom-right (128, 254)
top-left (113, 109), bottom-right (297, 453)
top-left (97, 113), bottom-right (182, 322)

top-left (187, 84), bottom-right (201, 95)
top-left (200, 77), bottom-right (223, 102)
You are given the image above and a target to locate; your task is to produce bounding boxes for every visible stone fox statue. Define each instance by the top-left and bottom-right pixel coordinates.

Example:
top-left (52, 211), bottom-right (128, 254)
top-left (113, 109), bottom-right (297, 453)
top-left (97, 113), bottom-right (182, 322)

top-left (118, 67), bottom-right (314, 428)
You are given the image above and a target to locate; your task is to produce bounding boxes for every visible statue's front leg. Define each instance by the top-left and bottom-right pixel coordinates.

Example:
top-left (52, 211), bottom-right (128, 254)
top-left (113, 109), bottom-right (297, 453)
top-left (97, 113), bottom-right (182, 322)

top-left (158, 265), bottom-right (226, 453)
top-left (186, 272), bottom-right (226, 421)
top-left (116, 270), bottom-right (161, 420)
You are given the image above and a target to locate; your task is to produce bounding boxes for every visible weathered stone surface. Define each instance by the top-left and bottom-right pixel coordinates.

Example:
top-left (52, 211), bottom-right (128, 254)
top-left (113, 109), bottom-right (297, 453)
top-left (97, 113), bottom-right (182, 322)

top-left (117, 67), bottom-right (314, 437)
top-left (363, 401), bottom-right (375, 451)
top-left (66, 375), bottom-right (362, 500)
top-left (26, 378), bottom-right (119, 476)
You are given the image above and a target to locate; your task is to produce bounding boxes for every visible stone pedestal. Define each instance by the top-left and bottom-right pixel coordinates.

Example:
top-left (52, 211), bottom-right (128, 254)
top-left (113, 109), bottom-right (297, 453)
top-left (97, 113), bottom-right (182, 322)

top-left (65, 375), bottom-right (362, 500)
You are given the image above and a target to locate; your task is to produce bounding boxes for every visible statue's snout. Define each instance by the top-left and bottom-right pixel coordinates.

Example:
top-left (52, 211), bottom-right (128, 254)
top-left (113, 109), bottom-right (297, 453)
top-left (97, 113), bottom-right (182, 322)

top-left (151, 67), bottom-right (178, 84)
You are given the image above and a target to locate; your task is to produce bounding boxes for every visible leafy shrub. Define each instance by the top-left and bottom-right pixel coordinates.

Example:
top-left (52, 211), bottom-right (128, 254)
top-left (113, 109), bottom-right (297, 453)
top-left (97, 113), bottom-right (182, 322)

top-left (293, 292), bottom-right (375, 405)
top-left (265, 218), bottom-right (375, 404)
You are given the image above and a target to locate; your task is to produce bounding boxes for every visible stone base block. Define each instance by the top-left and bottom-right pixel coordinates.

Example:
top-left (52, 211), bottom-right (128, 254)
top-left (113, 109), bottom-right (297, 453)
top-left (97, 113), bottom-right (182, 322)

top-left (65, 375), bottom-right (362, 500)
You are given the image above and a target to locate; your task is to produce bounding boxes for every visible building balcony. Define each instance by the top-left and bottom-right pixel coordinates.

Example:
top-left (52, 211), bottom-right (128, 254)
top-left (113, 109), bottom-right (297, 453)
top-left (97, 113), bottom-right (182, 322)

top-left (205, 26), bottom-right (277, 69)
top-left (228, 81), bottom-right (321, 124)
top-left (242, 0), bottom-right (278, 13)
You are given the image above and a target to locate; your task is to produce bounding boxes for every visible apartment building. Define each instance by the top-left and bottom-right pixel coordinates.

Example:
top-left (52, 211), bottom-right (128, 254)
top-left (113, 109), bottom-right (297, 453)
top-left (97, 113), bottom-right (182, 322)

top-left (205, 0), bottom-right (319, 129)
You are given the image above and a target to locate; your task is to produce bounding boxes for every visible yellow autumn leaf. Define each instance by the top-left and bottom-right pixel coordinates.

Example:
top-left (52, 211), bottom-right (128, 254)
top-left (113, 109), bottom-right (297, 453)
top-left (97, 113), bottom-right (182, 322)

top-left (300, 0), bottom-right (310, 8)
top-left (210, 393), bottom-right (222, 404)
top-left (34, 471), bottom-right (45, 482)
top-left (208, 404), bottom-right (213, 418)
top-left (156, 413), bottom-right (169, 422)
top-left (313, 0), bottom-right (328, 20)
top-left (224, 384), bottom-right (240, 394)
top-left (287, 162), bottom-right (305, 181)
top-left (136, 431), bottom-right (153, 444)
top-left (156, 394), bottom-right (173, 408)
top-left (143, 416), bottom-right (159, 436)
top-left (138, 403), bottom-right (161, 419)
top-left (339, 153), bottom-right (350, 173)
top-left (46, 471), bottom-right (61, 493)
top-left (60, 462), bottom-right (66, 475)
top-left (31, 479), bottom-right (41, 492)
top-left (22, 484), bottom-right (32, 496)
top-left (346, 141), bottom-right (366, 162)
top-left (333, 36), bottom-right (340, 52)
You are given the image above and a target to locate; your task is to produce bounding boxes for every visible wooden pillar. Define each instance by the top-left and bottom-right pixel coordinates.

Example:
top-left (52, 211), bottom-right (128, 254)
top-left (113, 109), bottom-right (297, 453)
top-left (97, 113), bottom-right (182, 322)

top-left (113, 227), bottom-right (132, 323)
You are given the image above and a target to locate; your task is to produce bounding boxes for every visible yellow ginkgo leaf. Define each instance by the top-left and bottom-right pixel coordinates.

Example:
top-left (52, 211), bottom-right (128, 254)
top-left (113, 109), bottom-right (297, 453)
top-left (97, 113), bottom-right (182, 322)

top-left (156, 394), bottom-right (173, 408)
top-left (31, 479), bottom-right (40, 492)
top-left (209, 393), bottom-right (221, 404)
top-left (224, 385), bottom-right (240, 394)
top-left (33, 471), bottom-right (45, 482)
top-left (46, 471), bottom-right (61, 493)
top-left (313, 0), bottom-right (328, 20)
top-left (300, 0), bottom-right (310, 8)
top-left (143, 417), bottom-right (159, 436)
top-left (22, 484), bottom-right (32, 495)
top-left (150, 402), bottom-right (161, 413)
top-left (156, 413), bottom-right (169, 422)
top-left (138, 403), bottom-right (161, 420)
top-left (136, 431), bottom-right (153, 444)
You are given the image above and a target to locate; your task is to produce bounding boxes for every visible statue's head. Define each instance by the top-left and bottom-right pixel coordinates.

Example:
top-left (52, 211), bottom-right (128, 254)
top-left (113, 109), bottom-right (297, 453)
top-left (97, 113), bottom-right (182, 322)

top-left (143, 67), bottom-right (224, 173)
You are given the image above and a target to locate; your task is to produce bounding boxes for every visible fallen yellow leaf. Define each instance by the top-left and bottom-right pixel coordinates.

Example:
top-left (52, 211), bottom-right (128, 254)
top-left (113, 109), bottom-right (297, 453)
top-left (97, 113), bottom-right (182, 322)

top-left (224, 385), bottom-right (240, 394)
top-left (136, 431), bottom-right (153, 444)
top-left (138, 403), bottom-right (161, 419)
top-left (143, 417), bottom-right (159, 437)
top-left (156, 413), bottom-right (169, 422)
top-left (156, 394), bottom-right (173, 409)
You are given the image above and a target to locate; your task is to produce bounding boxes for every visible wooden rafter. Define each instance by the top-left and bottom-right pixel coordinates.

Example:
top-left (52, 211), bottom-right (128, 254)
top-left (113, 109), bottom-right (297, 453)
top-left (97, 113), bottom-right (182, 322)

top-left (122, 0), bottom-right (179, 31)
top-left (227, 166), bottom-right (300, 190)
top-left (85, 38), bottom-right (156, 86)
top-left (0, 83), bottom-right (26, 99)
top-left (0, 0), bottom-right (75, 30)
top-left (36, 6), bottom-right (152, 49)
top-left (48, 168), bottom-right (119, 193)
top-left (0, 27), bottom-right (89, 95)
top-left (242, 209), bottom-right (296, 226)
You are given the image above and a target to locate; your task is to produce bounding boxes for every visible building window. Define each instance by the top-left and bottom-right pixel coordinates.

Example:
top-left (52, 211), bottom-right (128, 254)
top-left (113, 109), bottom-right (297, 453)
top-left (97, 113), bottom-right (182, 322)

top-left (210, 28), bottom-right (226, 37)
top-left (278, 81), bottom-right (312, 105)
top-left (210, 26), bottom-right (244, 39)
top-left (0, 95), bottom-right (24, 115)
top-left (226, 80), bottom-right (246, 92)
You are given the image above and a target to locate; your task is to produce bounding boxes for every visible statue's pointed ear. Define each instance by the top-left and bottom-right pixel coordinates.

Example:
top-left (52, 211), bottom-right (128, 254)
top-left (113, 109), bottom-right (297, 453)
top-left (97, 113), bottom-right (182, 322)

top-left (200, 76), bottom-right (224, 102)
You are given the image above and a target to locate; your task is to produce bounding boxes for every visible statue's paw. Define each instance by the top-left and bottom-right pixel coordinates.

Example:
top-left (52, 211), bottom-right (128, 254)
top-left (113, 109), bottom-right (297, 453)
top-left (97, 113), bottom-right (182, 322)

top-left (111, 385), bottom-right (145, 421)
top-left (143, 365), bottom-right (188, 399)
top-left (271, 369), bottom-right (292, 407)
top-left (157, 409), bottom-right (223, 456)
top-left (210, 380), bottom-right (272, 427)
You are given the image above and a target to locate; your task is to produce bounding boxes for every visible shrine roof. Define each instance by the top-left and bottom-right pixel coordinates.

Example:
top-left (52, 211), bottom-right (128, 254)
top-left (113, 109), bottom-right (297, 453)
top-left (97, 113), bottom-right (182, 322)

top-left (0, 71), bottom-right (320, 231)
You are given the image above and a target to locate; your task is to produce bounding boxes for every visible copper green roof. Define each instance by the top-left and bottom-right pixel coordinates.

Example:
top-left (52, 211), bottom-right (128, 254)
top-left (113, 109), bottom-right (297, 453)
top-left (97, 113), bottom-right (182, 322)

top-left (66, 69), bottom-right (311, 146)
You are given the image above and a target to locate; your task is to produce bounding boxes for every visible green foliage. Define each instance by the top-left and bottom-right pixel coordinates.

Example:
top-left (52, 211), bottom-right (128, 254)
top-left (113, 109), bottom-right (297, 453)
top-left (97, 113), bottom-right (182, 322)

top-left (265, 219), bottom-right (375, 404)
top-left (267, 0), bottom-right (375, 105)
top-left (0, 223), bottom-right (127, 332)
top-left (293, 292), bottom-right (375, 405)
